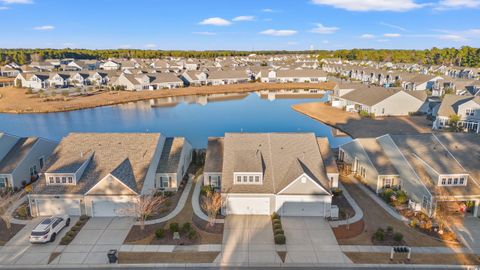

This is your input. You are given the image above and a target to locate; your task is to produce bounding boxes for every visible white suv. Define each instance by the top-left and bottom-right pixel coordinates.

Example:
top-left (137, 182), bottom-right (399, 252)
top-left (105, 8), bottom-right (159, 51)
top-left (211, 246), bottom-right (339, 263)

top-left (30, 215), bottom-right (71, 244)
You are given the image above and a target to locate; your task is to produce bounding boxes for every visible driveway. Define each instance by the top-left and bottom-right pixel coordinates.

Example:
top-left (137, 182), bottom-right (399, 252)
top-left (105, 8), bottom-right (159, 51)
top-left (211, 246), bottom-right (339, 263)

top-left (221, 215), bottom-right (282, 265)
top-left (51, 217), bottom-right (134, 265)
top-left (451, 216), bottom-right (480, 251)
top-left (0, 216), bottom-right (78, 265)
top-left (282, 217), bottom-right (351, 264)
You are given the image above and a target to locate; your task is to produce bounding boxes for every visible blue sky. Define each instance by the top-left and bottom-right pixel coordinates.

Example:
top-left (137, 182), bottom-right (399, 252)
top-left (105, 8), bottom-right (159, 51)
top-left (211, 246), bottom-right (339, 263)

top-left (0, 0), bottom-right (479, 50)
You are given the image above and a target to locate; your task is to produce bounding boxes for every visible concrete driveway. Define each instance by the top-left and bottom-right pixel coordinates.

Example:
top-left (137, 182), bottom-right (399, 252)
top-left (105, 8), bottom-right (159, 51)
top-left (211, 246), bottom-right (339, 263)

top-left (451, 216), bottom-right (480, 251)
top-left (51, 217), bottom-right (134, 265)
top-left (0, 216), bottom-right (78, 265)
top-left (282, 217), bottom-right (351, 264)
top-left (221, 215), bottom-right (282, 265)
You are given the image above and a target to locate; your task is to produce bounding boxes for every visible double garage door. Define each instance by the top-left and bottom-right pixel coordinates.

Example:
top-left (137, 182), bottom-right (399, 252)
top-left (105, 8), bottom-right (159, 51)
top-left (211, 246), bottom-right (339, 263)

top-left (225, 196), bottom-right (328, 216)
top-left (36, 198), bottom-right (81, 216)
top-left (91, 198), bottom-right (134, 217)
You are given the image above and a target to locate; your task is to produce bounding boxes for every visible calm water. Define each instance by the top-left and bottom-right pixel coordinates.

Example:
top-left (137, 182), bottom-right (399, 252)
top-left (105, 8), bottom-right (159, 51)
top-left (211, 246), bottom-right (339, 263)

top-left (0, 91), bottom-right (351, 148)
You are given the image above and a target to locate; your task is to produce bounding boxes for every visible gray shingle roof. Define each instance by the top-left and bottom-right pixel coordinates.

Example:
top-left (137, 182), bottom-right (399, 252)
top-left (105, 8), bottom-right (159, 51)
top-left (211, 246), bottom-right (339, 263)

top-left (0, 137), bottom-right (38, 174)
top-left (437, 94), bottom-right (480, 117)
top-left (316, 138), bottom-right (339, 174)
top-left (221, 133), bottom-right (331, 194)
top-left (156, 137), bottom-right (186, 174)
top-left (32, 133), bottom-right (161, 195)
top-left (204, 137), bottom-right (224, 173)
top-left (357, 138), bottom-right (398, 176)
top-left (340, 85), bottom-right (426, 106)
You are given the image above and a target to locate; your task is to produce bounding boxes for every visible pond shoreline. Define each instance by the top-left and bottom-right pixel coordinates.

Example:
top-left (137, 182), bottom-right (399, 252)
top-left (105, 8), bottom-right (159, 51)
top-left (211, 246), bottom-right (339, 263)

top-left (0, 82), bottom-right (335, 114)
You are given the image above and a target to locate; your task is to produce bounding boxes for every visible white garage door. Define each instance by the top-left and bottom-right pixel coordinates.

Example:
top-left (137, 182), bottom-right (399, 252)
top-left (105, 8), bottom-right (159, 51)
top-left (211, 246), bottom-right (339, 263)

top-left (226, 197), bottom-right (270, 215)
top-left (277, 196), bottom-right (326, 217)
top-left (36, 198), bottom-right (81, 216)
top-left (92, 199), bottom-right (134, 217)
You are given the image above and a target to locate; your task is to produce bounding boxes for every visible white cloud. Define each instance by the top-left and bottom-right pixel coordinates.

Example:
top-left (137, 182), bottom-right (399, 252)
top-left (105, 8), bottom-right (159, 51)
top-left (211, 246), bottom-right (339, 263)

top-left (1, 0), bottom-right (33, 4)
top-left (193, 31), bottom-right (217, 35)
top-left (379, 22), bottom-right (407, 31)
top-left (0, 6), bottom-right (8, 9)
top-left (144, 44), bottom-right (157, 48)
top-left (261, 8), bottom-right (276, 12)
top-left (232, 15), bottom-right (255, 21)
top-left (438, 34), bottom-right (467, 41)
top-left (199, 17), bottom-right (231, 26)
top-left (310, 0), bottom-right (424, 11)
top-left (360, 34), bottom-right (376, 39)
top-left (311, 23), bottom-right (339, 34)
top-left (33, 25), bottom-right (54, 30)
top-left (260, 29), bottom-right (298, 36)
top-left (384, 33), bottom-right (401, 37)
top-left (437, 0), bottom-right (480, 9)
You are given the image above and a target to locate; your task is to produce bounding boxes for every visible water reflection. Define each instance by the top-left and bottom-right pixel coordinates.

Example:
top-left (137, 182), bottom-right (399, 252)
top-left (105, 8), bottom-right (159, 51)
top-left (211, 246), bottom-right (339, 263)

top-left (0, 89), bottom-right (351, 148)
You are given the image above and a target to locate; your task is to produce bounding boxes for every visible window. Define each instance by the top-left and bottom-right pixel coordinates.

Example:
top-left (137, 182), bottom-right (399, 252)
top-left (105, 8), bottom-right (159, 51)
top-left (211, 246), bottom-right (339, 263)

top-left (234, 174), bottom-right (262, 185)
top-left (466, 109), bottom-right (475, 116)
top-left (249, 176), bottom-right (253, 183)
top-left (0, 177), bottom-right (6, 188)
top-left (441, 178), bottom-right (446, 185)
top-left (67, 177), bottom-right (73, 184)
top-left (384, 178), bottom-right (392, 188)
top-left (255, 176), bottom-right (260, 183)
top-left (460, 177), bottom-right (465, 185)
top-left (30, 165), bottom-right (37, 176)
top-left (454, 178), bottom-right (458, 185)
top-left (236, 176), bottom-right (241, 183)
top-left (61, 177), bottom-right (66, 184)
top-left (55, 177), bottom-right (60, 183)
top-left (39, 157), bottom-right (44, 169)
top-left (243, 176), bottom-right (248, 183)
top-left (160, 177), bottom-right (169, 188)
top-left (447, 178), bottom-right (452, 185)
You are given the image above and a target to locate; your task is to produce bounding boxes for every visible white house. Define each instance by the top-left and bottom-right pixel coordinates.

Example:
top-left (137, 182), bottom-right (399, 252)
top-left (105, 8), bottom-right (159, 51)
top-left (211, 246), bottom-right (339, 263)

top-left (433, 94), bottom-right (480, 133)
top-left (262, 69), bottom-right (328, 83)
top-left (155, 137), bottom-right (193, 191)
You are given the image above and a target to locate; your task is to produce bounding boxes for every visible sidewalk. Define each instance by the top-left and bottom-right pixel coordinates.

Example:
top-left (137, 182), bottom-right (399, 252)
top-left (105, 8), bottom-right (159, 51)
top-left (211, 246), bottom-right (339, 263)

top-left (191, 174), bottom-right (224, 224)
top-left (141, 176), bottom-right (193, 226)
top-left (329, 182), bottom-right (363, 227)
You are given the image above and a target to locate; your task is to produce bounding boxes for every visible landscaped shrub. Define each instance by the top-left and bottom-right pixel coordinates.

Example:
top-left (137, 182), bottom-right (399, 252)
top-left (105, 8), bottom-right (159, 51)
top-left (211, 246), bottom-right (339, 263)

top-left (66, 231), bottom-right (76, 238)
top-left (271, 212), bottom-right (279, 220)
top-left (188, 229), bottom-right (198, 240)
top-left (393, 232), bottom-right (404, 243)
top-left (200, 186), bottom-right (214, 196)
top-left (374, 228), bottom-right (385, 241)
top-left (164, 191), bottom-right (174, 197)
top-left (182, 222), bottom-right (192, 233)
top-left (169, 222), bottom-right (179, 232)
top-left (60, 235), bottom-right (72, 245)
top-left (71, 225), bottom-right (81, 232)
top-left (386, 226), bottom-right (393, 233)
top-left (273, 223), bottom-right (282, 231)
top-left (17, 205), bottom-right (29, 218)
top-left (381, 188), bottom-right (395, 203)
top-left (155, 228), bottom-right (165, 239)
top-left (359, 110), bottom-right (371, 118)
top-left (274, 229), bottom-right (284, 235)
top-left (396, 190), bottom-right (408, 204)
top-left (272, 219), bottom-right (281, 226)
top-left (332, 188), bottom-right (343, 197)
top-left (274, 234), bottom-right (286, 245)
top-left (164, 200), bottom-right (172, 207)
top-left (79, 215), bottom-right (89, 222)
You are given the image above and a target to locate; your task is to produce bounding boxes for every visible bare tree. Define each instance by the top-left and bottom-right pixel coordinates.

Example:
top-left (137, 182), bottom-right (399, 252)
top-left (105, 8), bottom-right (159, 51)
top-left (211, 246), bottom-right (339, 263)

top-left (121, 192), bottom-right (165, 231)
top-left (201, 190), bottom-right (222, 227)
top-left (0, 190), bottom-right (25, 230)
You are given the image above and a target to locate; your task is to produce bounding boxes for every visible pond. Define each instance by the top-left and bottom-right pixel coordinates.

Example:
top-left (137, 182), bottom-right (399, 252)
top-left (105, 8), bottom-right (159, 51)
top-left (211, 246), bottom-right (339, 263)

top-left (0, 89), bottom-right (351, 148)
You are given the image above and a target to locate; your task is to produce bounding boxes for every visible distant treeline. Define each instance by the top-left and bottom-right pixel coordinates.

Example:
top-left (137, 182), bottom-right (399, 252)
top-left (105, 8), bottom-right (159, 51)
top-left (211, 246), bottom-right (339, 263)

top-left (1, 46), bottom-right (479, 67)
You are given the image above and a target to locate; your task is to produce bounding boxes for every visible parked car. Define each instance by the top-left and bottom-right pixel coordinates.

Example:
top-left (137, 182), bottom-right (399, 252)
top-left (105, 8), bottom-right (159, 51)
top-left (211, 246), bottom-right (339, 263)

top-left (29, 215), bottom-right (70, 244)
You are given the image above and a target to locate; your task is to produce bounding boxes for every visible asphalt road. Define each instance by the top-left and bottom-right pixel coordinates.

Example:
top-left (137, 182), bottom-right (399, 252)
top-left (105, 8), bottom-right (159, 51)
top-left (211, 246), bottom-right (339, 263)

top-left (0, 266), bottom-right (474, 270)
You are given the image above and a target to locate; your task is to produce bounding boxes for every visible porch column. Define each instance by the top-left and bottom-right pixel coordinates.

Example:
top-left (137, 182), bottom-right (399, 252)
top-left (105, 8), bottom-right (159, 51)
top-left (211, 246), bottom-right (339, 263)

top-left (474, 200), bottom-right (479, 217)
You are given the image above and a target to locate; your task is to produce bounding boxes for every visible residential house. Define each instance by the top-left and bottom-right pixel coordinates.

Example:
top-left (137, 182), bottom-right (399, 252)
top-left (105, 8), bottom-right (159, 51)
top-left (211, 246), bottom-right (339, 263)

top-left (204, 133), bottom-right (334, 217)
top-left (206, 70), bottom-right (250, 85)
top-left (433, 94), bottom-right (480, 133)
top-left (14, 73), bottom-right (49, 90)
top-left (29, 133), bottom-right (166, 217)
top-left (330, 84), bottom-right (428, 116)
top-left (339, 133), bottom-right (480, 217)
top-left (155, 137), bottom-right (193, 191)
top-left (0, 132), bottom-right (57, 190)
top-left (101, 60), bottom-right (121, 71)
top-left (180, 71), bottom-right (208, 86)
top-left (262, 69), bottom-right (327, 83)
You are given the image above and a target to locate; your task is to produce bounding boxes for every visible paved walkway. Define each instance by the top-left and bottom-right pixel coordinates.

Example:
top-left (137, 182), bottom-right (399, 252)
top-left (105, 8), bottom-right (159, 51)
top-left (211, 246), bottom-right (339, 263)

top-left (350, 177), bottom-right (408, 222)
top-left (450, 216), bottom-right (480, 251)
top-left (329, 182), bottom-right (363, 227)
top-left (192, 174), bottom-right (224, 224)
top-left (141, 175), bottom-right (193, 226)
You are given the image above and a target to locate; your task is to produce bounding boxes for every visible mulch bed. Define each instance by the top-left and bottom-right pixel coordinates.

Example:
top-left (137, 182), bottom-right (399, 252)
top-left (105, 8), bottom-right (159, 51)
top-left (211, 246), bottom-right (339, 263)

top-left (192, 213), bottom-right (224, 234)
top-left (345, 252), bottom-right (480, 265)
top-left (124, 223), bottom-right (165, 244)
top-left (12, 201), bottom-right (33, 220)
top-left (331, 194), bottom-right (355, 220)
top-left (277, 251), bottom-right (287, 263)
top-left (332, 219), bottom-right (365, 240)
top-left (199, 194), bottom-right (225, 220)
top-left (0, 220), bottom-right (25, 246)
top-left (59, 216), bottom-right (90, 245)
top-left (148, 183), bottom-right (186, 220)
top-left (48, 252), bottom-right (61, 264)
top-left (118, 251), bottom-right (220, 264)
